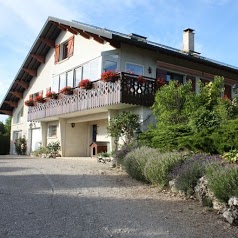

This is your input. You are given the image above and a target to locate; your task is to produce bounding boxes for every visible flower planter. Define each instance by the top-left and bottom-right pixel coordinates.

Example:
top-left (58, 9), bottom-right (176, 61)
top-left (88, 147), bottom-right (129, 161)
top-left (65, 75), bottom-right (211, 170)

top-left (79, 79), bottom-right (92, 90)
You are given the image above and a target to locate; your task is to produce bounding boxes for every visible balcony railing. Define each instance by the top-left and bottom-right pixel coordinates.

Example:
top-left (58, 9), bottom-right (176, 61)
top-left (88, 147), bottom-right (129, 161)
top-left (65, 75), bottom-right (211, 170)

top-left (27, 72), bottom-right (157, 121)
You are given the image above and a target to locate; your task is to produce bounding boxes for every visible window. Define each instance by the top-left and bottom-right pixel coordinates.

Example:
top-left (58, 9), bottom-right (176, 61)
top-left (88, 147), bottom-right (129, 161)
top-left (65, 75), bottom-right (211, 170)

top-left (67, 70), bottom-right (74, 87)
top-left (55, 36), bottom-right (74, 63)
top-left (48, 125), bottom-right (57, 137)
top-left (92, 124), bottom-right (97, 142)
top-left (104, 60), bottom-right (117, 72)
top-left (126, 63), bottom-right (144, 75)
top-left (59, 73), bottom-right (66, 89)
top-left (82, 58), bottom-right (101, 81)
top-left (166, 72), bottom-right (184, 84)
top-left (16, 107), bottom-right (23, 124)
top-left (75, 67), bottom-right (82, 86)
top-left (62, 41), bottom-right (69, 60)
top-left (52, 75), bottom-right (60, 93)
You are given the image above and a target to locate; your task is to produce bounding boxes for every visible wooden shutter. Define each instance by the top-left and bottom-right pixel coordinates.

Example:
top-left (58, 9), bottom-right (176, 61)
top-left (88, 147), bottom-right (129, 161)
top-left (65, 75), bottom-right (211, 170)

top-left (54, 44), bottom-right (60, 64)
top-left (224, 84), bottom-right (232, 99)
top-left (186, 76), bottom-right (196, 92)
top-left (67, 36), bottom-right (74, 58)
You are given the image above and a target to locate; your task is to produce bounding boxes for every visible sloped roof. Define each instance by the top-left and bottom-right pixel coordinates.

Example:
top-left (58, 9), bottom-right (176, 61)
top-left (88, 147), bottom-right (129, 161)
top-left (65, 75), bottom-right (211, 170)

top-left (1, 16), bottom-right (238, 115)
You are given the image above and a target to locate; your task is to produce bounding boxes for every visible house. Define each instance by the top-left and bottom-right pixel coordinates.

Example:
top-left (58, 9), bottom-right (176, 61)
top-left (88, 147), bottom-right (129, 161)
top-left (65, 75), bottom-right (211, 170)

top-left (1, 16), bottom-right (238, 156)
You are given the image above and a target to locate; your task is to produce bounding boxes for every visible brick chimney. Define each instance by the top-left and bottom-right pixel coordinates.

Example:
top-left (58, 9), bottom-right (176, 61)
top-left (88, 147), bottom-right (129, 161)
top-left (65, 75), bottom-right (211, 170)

top-left (183, 28), bottom-right (194, 53)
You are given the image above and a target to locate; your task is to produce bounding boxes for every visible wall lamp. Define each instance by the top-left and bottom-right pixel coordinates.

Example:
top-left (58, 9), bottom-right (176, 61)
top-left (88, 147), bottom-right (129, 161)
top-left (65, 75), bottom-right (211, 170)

top-left (71, 123), bottom-right (75, 128)
top-left (148, 67), bottom-right (152, 74)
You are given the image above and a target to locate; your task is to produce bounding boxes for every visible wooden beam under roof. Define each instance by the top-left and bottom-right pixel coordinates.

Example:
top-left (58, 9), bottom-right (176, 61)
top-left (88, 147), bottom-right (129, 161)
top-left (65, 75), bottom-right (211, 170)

top-left (22, 68), bottom-right (37, 77)
top-left (16, 80), bottom-right (29, 89)
top-left (72, 28), bottom-right (91, 39)
top-left (0, 110), bottom-right (12, 116)
top-left (5, 101), bottom-right (17, 108)
top-left (64, 25), bottom-right (78, 34)
top-left (39, 37), bottom-right (55, 48)
top-left (31, 54), bottom-right (45, 64)
top-left (51, 21), bottom-right (78, 35)
top-left (10, 91), bottom-right (23, 99)
top-left (87, 32), bottom-right (105, 44)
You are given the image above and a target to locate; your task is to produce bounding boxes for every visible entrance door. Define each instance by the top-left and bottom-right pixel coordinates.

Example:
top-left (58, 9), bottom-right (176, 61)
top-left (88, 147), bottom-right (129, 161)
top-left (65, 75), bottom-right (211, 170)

top-left (31, 128), bottom-right (41, 152)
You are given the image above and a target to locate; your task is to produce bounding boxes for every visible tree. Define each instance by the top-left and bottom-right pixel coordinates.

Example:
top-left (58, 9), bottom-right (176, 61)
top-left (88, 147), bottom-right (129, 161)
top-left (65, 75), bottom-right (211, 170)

top-left (0, 122), bottom-right (5, 135)
top-left (107, 111), bottom-right (140, 145)
top-left (142, 76), bottom-right (238, 153)
top-left (4, 117), bottom-right (11, 136)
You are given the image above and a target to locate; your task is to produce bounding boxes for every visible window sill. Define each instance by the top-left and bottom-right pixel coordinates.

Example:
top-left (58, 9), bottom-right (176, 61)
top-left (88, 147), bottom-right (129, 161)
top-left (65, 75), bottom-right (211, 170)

top-left (57, 57), bottom-right (70, 65)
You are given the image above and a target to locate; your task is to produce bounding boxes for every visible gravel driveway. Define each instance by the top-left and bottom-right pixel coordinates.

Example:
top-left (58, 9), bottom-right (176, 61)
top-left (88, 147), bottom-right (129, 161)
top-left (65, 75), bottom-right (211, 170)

top-left (0, 155), bottom-right (237, 238)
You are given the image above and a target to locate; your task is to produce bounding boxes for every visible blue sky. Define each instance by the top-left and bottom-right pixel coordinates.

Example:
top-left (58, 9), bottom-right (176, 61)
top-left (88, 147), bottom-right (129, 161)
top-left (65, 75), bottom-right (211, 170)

top-left (0, 0), bottom-right (237, 122)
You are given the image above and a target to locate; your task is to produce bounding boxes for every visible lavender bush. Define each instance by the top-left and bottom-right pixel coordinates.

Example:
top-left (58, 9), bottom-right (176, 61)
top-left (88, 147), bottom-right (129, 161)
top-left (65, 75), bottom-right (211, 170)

top-left (170, 154), bottom-right (223, 196)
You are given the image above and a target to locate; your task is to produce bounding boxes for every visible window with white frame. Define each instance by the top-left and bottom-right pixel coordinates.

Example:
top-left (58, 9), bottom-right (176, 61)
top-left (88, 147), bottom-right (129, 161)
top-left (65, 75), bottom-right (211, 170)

top-left (48, 125), bottom-right (57, 137)
top-left (52, 75), bottom-right (60, 93)
top-left (82, 58), bottom-right (101, 81)
top-left (75, 67), bottom-right (82, 86)
top-left (16, 107), bottom-right (23, 124)
top-left (66, 70), bottom-right (74, 87)
top-left (125, 63), bottom-right (144, 75)
top-left (59, 73), bottom-right (66, 89)
top-left (104, 60), bottom-right (117, 72)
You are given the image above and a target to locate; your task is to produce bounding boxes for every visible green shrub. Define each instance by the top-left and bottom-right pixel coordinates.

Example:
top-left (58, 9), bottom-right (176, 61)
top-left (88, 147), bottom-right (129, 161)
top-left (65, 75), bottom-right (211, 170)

top-left (206, 164), bottom-right (238, 203)
top-left (47, 141), bottom-right (60, 154)
top-left (144, 152), bottom-right (185, 187)
top-left (32, 145), bottom-right (49, 157)
top-left (124, 147), bottom-right (158, 181)
top-left (114, 142), bottom-right (138, 165)
top-left (223, 149), bottom-right (238, 163)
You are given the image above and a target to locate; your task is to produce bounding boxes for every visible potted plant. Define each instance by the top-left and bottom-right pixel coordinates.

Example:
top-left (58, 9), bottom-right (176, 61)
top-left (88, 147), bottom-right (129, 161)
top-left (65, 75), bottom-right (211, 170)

top-left (46, 91), bottom-right (58, 99)
top-left (60, 86), bottom-right (73, 95)
top-left (79, 79), bottom-right (92, 89)
top-left (34, 95), bottom-right (46, 103)
top-left (47, 141), bottom-right (61, 158)
top-left (24, 98), bottom-right (34, 106)
top-left (137, 75), bottom-right (146, 84)
top-left (101, 70), bottom-right (119, 82)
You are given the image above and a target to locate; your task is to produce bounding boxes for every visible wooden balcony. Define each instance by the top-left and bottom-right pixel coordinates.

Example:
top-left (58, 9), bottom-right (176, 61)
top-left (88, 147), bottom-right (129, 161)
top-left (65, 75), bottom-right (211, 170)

top-left (27, 72), bottom-right (157, 121)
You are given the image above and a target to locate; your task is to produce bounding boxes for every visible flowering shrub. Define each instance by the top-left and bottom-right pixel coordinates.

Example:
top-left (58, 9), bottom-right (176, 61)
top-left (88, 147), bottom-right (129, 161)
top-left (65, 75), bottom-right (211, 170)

top-left (60, 86), bottom-right (73, 95)
top-left (34, 95), bottom-right (45, 103)
top-left (14, 137), bottom-right (27, 155)
top-left (101, 71), bottom-right (118, 82)
top-left (24, 99), bottom-right (34, 106)
top-left (156, 78), bottom-right (167, 87)
top-left (46, 91), bottom-right (58, 99)
top-left (79, 79), bottom-right (92, 89)
top-left (170, 154), bottom-right (222, 196)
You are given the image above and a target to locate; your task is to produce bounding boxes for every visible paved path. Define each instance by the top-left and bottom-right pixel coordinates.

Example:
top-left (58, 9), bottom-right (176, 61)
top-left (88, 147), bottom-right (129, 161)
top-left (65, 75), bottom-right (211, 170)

top-left (0, 155), bottom-right (237, 238)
